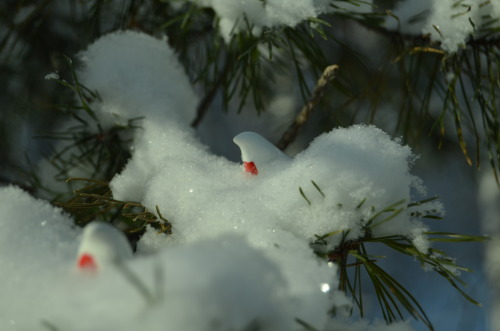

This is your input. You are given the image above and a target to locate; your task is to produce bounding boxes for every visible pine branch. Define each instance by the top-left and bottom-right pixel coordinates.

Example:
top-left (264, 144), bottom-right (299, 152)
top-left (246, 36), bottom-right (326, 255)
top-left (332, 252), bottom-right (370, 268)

top-left (54, 178), bottom-right (172, 236)
top-left (309, 193), bottom-right (485, 329)
top-left (277, 64), bottom-right (339, 150)
top-left (323, 8), bottom-right (500, 181)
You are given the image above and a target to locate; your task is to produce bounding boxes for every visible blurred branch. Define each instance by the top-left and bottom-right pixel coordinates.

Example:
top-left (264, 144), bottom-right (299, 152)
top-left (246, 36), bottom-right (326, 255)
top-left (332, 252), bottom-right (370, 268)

top-left (191, 55), bottom-right (233, 127)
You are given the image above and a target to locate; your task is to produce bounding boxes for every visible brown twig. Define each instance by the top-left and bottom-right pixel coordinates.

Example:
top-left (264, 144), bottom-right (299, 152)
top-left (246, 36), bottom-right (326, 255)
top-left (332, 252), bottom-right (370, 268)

top-left (277, 64), bottom-right (339, 150)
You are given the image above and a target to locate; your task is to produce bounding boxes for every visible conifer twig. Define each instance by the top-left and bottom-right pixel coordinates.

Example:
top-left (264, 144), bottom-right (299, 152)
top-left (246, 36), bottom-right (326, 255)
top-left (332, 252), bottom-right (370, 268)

top-left (277, 64), bottom-right (339, 150)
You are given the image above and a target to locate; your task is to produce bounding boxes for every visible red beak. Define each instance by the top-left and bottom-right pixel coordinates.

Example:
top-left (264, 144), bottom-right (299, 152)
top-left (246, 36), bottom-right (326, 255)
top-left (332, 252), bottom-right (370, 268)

top-left (77, 253), bottom-right (97, 270)
top-left (244, 161), bottom-right (258, 175)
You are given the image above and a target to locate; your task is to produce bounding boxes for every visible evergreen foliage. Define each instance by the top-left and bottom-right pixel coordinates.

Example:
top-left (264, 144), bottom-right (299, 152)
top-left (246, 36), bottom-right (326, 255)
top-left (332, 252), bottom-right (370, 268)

top-left (0, 0), bottom-right (496, 329)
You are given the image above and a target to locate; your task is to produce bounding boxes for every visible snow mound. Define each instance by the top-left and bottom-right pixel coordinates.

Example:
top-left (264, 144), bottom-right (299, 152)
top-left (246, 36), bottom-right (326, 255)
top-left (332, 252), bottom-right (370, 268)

top-left (79, 30), bottom-right (197, 127)
top-left (0, 186), bottom-right (79, 329)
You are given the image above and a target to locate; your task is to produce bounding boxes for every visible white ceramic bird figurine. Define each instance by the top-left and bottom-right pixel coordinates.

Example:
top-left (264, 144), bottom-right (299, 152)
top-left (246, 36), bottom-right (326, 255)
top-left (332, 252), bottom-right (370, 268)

top-left (76, 222), bottom-right (133, 271)
top-left (233, 132), bottom-right (291, 175)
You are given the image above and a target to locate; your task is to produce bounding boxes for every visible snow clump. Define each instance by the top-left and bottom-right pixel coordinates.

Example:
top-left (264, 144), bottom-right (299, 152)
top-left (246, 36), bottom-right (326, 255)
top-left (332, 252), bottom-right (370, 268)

top-left (388, 0), bottom-right (500, 53)
top-left (190, 0), bottom-right (373, 42)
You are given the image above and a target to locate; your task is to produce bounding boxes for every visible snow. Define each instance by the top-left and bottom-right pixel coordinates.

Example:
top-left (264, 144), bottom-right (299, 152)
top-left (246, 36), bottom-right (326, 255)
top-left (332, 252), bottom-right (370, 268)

top-left (79, 30), bottom-right (197, 127)
top-left (44, 72), bottom-right (60, 80)
top-left (0, 190), bottom-right (295, 330)
top-left (0, 30), bottom-right (448, 330)
top-left (389, 0), bottom-right (500, 53)
top-left (71, 235), bottom-right (300, 331)
top-left (192, 0), bottom-right (373, 42)
top-left (0, 186), bottom-right (79, 329)
top-left (121, 122), bottom-right (431, 253)
top-left (423, 0), bottom-right (480, 53)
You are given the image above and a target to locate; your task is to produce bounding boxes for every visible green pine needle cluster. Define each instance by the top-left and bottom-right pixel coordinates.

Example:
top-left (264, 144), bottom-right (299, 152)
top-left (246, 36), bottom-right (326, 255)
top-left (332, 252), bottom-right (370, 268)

top-left (55, 178), bottom-right (172, 240)
top-left (307, 192), bottom-right (487, 330)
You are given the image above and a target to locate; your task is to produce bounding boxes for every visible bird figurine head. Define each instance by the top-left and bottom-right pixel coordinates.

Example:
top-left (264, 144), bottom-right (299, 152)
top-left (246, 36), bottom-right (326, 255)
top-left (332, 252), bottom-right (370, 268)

top-left (233, 132), bottom-right (290, 175)
top-left (76, 222), bottom-right (133, 271)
